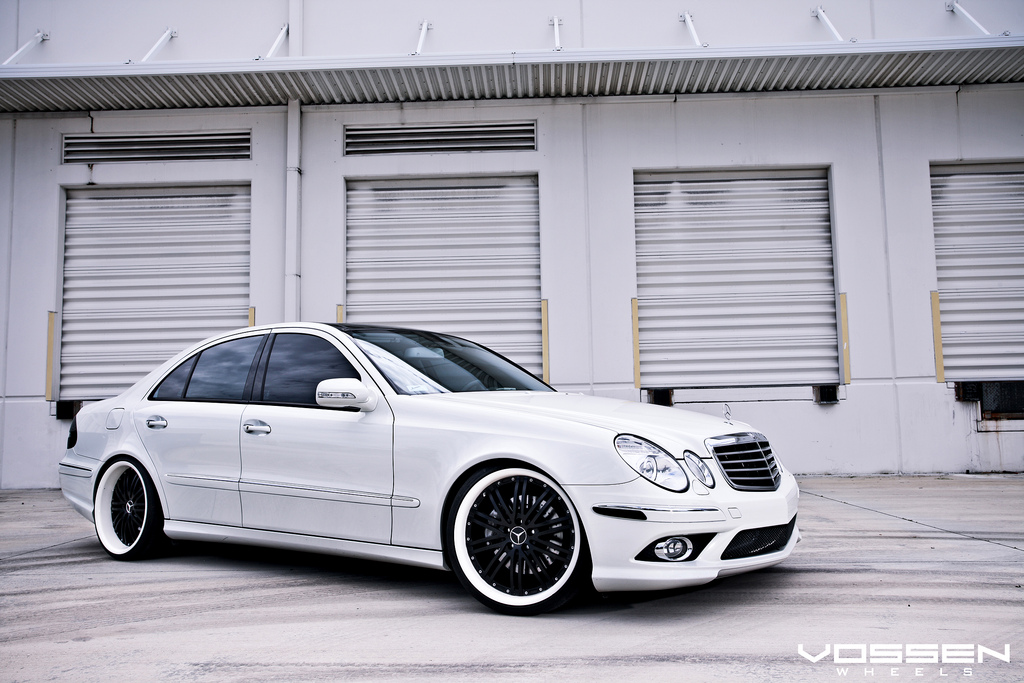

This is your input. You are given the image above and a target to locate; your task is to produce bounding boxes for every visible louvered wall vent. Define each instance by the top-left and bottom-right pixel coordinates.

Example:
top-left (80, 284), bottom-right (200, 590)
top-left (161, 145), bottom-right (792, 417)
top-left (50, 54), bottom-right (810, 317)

top-left (344, 122), bottom-right (536, 156)
top-left (63, 132), bottom-right (251, 164)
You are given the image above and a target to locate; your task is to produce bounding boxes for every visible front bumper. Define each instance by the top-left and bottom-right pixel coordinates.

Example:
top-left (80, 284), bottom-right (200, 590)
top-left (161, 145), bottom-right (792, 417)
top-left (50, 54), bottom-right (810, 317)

top-left (565, 471), bottom-right (800, 592)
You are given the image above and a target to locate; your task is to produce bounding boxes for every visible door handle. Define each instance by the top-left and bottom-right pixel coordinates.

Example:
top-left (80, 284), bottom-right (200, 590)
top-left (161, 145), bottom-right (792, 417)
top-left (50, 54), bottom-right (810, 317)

top-left (145, 417), bottom-right (167, 429)
top-left (243, 421), bottom-right (271, 435)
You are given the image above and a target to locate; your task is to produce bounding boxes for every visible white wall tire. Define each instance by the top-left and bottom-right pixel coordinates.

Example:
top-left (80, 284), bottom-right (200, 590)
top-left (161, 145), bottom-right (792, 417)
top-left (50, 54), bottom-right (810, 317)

top-left (446, 467), bottom-right (588, 615)
top-left (94, 458), bottom-right (163, 560)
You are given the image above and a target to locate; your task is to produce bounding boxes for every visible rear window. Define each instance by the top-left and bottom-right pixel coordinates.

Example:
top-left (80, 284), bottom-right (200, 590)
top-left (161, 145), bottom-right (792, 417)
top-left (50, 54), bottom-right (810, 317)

top-left (151, 335), bottom-right (264, 402)
top-left (185, 335), bottom-right (264, 402)
top-left (151, 356), bottom-right (196, 400)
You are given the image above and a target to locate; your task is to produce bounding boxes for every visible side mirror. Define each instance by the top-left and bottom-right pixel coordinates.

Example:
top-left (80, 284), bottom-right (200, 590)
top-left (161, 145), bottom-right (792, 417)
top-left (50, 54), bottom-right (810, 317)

top-left (315, 378), bottom-right (378, 412)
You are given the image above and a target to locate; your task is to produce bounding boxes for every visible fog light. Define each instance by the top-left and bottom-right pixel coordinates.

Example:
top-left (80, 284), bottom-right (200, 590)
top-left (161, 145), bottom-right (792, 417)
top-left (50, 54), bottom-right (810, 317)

top-left (654, 536), bottom-right (693, 562)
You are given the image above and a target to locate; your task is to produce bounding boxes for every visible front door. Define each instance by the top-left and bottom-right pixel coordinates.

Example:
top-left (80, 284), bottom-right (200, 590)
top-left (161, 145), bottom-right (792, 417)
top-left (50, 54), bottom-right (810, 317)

top-left (238, 332), bottom-right (394, 543)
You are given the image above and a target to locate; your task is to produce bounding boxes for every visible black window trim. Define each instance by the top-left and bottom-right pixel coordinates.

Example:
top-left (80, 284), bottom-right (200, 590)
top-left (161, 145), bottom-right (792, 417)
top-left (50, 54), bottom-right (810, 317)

top-left (150, 354), bottom-right (198, 401)
top-left (147, 333), bottom-right (268, 404)
top-left (146, 328), bottom-right (377, 408)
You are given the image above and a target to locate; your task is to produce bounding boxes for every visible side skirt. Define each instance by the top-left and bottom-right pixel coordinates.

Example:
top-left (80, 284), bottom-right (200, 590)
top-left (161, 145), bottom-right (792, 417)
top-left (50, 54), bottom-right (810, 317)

top-left (163, 520), bottom-right (447, 571)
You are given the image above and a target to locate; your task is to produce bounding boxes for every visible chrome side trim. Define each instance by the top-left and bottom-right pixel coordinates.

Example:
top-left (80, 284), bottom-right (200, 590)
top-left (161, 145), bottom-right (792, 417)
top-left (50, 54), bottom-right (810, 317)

top-left (595, 504), bottom-right (721, 514)
top-left (239, 478), bottom-right (394, 507)
top-left (165, 473), bottom-right (239, 491)
top-left (592, 503), bottom-right (726, 523)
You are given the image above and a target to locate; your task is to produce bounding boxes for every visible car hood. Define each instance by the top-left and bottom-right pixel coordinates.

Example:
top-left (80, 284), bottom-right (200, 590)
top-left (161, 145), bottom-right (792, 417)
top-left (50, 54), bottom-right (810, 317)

top-left (420, 391), bottom-right (748, 453)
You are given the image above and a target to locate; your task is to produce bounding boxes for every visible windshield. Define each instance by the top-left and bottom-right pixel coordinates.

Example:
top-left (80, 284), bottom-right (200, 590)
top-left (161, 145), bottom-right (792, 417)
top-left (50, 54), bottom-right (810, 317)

top-left (347, 328), bottom-right (552, 395)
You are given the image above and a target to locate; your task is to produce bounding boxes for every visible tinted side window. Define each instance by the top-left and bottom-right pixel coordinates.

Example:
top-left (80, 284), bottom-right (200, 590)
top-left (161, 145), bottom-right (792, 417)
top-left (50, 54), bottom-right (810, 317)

top-left (261, 334), bottom-right (360, 406)
top-left (151, 356), bottom-right (197, 400)
top-left (184, 336), bottom-right (264, 402)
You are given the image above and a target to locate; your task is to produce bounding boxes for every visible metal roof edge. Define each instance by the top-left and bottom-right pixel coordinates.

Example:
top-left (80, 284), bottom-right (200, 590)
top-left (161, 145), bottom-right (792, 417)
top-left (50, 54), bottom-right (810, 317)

top-left (1, 35), bottom-right (1022, 80)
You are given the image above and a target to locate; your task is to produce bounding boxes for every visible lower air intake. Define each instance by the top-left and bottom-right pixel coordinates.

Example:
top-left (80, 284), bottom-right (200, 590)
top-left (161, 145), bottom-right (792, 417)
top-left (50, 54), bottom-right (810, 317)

top-left (721, 516), bottom-right (796, 560)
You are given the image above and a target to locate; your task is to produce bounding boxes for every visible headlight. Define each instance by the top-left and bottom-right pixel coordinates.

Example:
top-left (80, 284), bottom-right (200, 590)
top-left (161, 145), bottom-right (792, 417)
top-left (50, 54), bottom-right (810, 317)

top-left (682, 451), bottom-right (715, 488)
top-left (614, 435), bottom-right (689, 492)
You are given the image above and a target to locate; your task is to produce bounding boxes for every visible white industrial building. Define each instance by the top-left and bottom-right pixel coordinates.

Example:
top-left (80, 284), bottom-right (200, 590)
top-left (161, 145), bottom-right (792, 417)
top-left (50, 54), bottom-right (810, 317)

top-left (1, 0), bottom-right (1023, 487)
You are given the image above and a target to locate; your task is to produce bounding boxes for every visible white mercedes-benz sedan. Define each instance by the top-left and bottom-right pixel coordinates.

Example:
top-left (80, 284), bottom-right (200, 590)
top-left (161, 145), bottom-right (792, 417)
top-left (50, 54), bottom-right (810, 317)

top-left (59, 322), bottom-right (799, 615)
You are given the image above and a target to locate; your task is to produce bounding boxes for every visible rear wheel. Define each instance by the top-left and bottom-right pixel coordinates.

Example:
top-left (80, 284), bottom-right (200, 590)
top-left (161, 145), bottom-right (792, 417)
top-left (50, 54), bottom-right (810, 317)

top-left (447, 467), bottom-right (588, 615)
top-left (94, 458), bottom-right (163, 560)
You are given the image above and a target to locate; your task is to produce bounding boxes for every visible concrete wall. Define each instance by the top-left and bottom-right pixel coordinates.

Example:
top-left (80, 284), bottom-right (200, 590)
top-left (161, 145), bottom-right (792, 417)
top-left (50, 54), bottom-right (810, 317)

top-left (2, 85), bottom-right (1022, 487)
top-left (1, 0), bottom-right (1022, 486)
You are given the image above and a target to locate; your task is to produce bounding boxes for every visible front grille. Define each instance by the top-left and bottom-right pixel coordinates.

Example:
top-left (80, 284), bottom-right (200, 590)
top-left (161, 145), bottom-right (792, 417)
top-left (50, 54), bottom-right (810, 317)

top-left (721, 516), bottom-right (796, 560)
top-left (705, 432), bottom-right (781, 491)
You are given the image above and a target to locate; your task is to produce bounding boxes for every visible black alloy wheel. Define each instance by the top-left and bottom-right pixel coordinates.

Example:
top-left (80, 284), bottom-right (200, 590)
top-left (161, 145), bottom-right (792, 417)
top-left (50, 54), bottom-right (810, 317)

top-left (110, 466), bottom-right (146, 546)
top-left (94, 458), bottom-right (164, 560)
top-left (448, 467), bottom-right (588, 615)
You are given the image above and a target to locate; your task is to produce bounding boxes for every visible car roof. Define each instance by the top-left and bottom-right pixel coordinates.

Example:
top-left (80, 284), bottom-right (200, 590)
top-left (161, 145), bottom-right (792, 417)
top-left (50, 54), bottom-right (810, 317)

top-left (328, 322), bottom-right (466, 340)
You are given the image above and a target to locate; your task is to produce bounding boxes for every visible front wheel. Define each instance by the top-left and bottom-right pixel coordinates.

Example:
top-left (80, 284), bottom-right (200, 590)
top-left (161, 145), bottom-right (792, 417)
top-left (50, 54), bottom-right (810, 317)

top-left (94, 458), bottom-right (164, 560)
top-left (446, 467), bottom-right (588, 615)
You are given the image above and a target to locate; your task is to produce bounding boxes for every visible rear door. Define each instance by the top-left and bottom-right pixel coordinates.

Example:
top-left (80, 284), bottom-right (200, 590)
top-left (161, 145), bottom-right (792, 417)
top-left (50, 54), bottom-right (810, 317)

top-left (135, 333), bottom-right (266, 526)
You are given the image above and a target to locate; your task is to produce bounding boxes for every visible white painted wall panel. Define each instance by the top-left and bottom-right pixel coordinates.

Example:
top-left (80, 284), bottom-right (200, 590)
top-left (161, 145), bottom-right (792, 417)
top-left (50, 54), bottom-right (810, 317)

top-left (7, 0), bottom-right (286, 65)
top-left (0, 110), bottom-right (284, 488)
top-left (874, 91), bottom-right (961, 383)
top-left (4, 1), bottom-right (1024, 66)
top-left (0, 118), bottom-right (13, 402)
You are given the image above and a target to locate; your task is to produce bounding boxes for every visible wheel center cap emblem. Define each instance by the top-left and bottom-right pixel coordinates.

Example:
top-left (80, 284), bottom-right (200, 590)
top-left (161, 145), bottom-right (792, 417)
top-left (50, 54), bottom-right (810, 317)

top-left (509, 526), bottom-right (527, 546)
top-left (125, 500), bottom-right (134, 514)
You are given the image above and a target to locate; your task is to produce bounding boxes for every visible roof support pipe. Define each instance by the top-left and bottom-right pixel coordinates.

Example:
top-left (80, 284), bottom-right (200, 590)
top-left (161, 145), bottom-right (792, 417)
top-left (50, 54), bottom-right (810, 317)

top-left (284, 99), bottom-right (302, 320)
top-left (549, 16), bottom-right (563, 51)
top-left (946, 1), bottom-right (991, 36)
top-left (140, 27), bottom-right (176, 63)
top-left (259, 24), bottom-right (289, 60)
top-left (412, 20), bottom-right (431, 55)
top-left (811, 7), bottom-right (844, 42)
top-left (2, 30), bottom-right (49, 66)
top-left (678, 12), bottom-right (707, 48)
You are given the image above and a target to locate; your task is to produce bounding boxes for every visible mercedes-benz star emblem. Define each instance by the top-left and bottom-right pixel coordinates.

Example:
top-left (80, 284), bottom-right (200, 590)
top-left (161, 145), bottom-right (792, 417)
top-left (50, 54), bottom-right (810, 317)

top-left (125, 500), bottom-right (134, 514)
top-left (509, 526), bottom-right (528, 546)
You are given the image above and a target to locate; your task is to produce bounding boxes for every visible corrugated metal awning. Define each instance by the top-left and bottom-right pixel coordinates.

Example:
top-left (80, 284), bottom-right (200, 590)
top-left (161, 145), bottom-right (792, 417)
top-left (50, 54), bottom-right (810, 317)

top-left (1, 36), bottom-right (1022, 112)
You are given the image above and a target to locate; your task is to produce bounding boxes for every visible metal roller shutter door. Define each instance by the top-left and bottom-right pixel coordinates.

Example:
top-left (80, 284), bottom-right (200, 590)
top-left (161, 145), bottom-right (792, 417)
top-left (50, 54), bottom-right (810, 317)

top-left (931, 168), bottom-right (1024, 381)
top-left (634, 170), bottom-right (840, 388)
top-left (60, 186), bottom-right (251, 400)
top-left (345, 176), bottom-right (542, 375)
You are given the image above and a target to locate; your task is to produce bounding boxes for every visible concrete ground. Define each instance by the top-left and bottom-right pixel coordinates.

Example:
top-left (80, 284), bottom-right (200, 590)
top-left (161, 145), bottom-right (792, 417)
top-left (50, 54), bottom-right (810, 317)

top-left (1, 475), bottom-right (1022, 683)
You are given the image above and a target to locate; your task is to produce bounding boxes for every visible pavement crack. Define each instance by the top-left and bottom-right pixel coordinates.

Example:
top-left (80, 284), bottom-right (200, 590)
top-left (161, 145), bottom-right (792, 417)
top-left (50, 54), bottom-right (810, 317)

top-left (800, 491), bottom-right (1024, 553)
